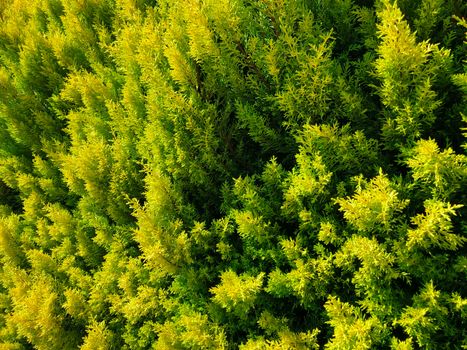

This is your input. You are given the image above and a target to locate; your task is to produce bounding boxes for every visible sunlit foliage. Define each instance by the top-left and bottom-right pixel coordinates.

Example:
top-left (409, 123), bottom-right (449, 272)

top-left (0, 0), bottom-right (465, 348)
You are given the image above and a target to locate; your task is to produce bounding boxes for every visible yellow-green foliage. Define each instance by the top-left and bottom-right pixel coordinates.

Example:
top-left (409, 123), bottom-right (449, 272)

top-left (0, 0), bottom-right (465, 348)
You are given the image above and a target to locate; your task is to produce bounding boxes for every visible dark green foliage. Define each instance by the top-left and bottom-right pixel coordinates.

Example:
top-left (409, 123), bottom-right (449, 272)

top-left (0, 0), bottom-right (465, 348)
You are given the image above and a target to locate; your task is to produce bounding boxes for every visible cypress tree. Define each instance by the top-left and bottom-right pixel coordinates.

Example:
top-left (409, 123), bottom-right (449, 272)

top-left (0, 0), bottom-right (465, 348)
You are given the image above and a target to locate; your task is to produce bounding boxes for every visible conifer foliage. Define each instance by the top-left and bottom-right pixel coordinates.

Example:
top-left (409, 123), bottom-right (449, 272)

top-left (0, 0), bottom-right (466, 348)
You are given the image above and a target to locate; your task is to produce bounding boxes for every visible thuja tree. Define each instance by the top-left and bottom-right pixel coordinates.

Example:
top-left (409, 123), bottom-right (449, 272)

top-left (0, 0), bottom-right (465, 348)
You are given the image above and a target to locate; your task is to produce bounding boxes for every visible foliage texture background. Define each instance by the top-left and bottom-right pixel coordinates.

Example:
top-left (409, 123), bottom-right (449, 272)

top-left (0, 0), bottom-right (466, 348)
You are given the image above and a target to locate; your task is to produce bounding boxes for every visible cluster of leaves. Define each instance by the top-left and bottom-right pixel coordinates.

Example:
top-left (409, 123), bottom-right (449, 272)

top-left (0, 0), bottom-right (465, 348)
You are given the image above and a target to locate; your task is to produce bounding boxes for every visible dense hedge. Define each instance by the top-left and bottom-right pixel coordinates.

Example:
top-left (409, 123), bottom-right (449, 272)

top-left (0, 0), bottom-right (466, 348)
